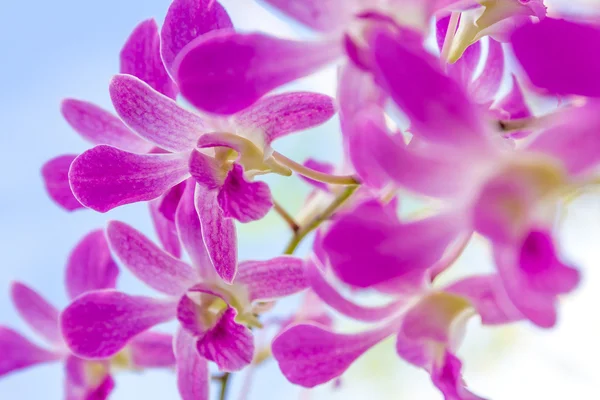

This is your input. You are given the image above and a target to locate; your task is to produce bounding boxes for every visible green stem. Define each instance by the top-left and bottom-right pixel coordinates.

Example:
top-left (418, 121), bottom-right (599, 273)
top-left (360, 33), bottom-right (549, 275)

top-left (218, 373), bottom-right (231, 400)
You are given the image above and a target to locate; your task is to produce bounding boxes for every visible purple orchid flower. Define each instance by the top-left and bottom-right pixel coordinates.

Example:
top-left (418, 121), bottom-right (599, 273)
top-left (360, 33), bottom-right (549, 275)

top-left (0, 230), bottom-right (175, 400)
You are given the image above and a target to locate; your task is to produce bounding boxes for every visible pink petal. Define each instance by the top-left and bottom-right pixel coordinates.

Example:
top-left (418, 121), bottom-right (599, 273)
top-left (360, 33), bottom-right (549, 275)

top-left (110, 74), bottom-right (205, 152)
top-left (129, 331), bottom-right (176, 368)
top-left (174, 31), bottom-right (342, 114)
top-left (161, 0), bottom-right (233, 74)
top-left (61, 290), bottom-right (177, 358)
top-left (65, 230), bottom-right (119, 300)
top-left (149, 198), bottom-right (182, 258)
top-left (468, 38), bottom-right (504, 104)
top-left (61, 99), bottom-right (153, 153)
top-left (69, 145), bottom-right (190, 213)
top-left (395, 331), bottom-right (430, 368)
top-left (0, 327), bottom-right (60, 377)
top-left (431, 351), bottom-right (485, 400)
top-left (175, 181), bottom-right (214, 278)
top-left (233, 92), bottom-right (336, 143)
top-left (64, 356), bottom-right (114, 400)
top-left (511, 18), bottom-right (600, 97)
top-left (107, 220), bottom-right (199, 296)
top-left (260, 0), bottom-right (355, 32)
top-left (120, 19), bottom-right (178, 99)
top-left (174, 329), bottom-right (209, 400)
top-left (493, 75), bottom-right (531, 122)
top-left (272, 322), bottom-right (397, 388)
top-left (235, 256), bottom-right (308, 302)
top-left (41, 154), bottom-right (84, 211)
top-left (10, 282), bottom-right (61, 345)
top-left (189, 149), bottom-right (228, 190)
top-left (195, 185), bottom-right (238, 283)
top-left (217, 164), bottom-right (273, 223)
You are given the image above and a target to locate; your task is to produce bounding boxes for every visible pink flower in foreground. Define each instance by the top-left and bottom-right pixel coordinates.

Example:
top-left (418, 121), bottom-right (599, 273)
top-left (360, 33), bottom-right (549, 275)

top-left (0, 230), bottom-right (175, 400)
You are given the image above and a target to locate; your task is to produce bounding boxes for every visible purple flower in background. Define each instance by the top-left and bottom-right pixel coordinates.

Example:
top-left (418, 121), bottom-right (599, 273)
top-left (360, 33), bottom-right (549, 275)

top-left (0, 230), bottom-right (175, 400)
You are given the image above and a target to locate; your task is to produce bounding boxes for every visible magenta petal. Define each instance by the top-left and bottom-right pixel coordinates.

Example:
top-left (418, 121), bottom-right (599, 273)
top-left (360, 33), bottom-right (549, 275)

top-left (493, 75), bottom-right (531, 121)
top-left (196, 307), bottom-right (254, 372)
top-left (233, 92), bottom-right (336, 143)
top-left (110, 74), bottom-right (205, 152)
top-left (272, 322), bottom-right (397, 388)
top-left (174, 329), bottom-right (209, 400)
top-left (129, 331), bottom-right (176, 368)
top-left (64, 356), bottom-right (114, 400)
top-left (107, 220), bottom-right (199, 296)
top-left (469, 38), bottom-right (504, 104)
top-left (260, 0), bottom-right (351, 32)
top-left (69, 145), bottom-right (190, 213)
top-left (66, 230), bottom-right (119, 300)
top-left (174, 31), bottom-right (341, 114)
top-left (149, 198), bottom-right (182, 258)
top-left (217, 164), bottom-right (273, 223)
top-left (161, 0), bottom-right (233, 74)
top-left (235, 256), bottom-right (308, 302)
top-left (61, 99), bottom-right (153, 153)
top-left (120, 19), bottom-right (178, 99)
top-left (431, 351), bottom-right (484, 400)
top-left (0, 327), bottom-right (60, 377)
top-left (42, 154), bottom-right (84, 211)
top-left (511, 18), bottom-right (600, 97)
top-left (61, 290), bottom-right (177, 358)
top-left (10, 282), bottom-right (61, 345)
top-left (189, 149), bottom-right (227, 190)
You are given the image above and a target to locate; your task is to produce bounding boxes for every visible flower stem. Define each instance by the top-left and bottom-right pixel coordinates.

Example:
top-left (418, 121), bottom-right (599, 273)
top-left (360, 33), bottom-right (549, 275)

top-left (218, 373), bottom-right (231, 400)
top-left (272, 151), bottom-right (360, 186)
top-left (273, 200), bottom-right (300, 232)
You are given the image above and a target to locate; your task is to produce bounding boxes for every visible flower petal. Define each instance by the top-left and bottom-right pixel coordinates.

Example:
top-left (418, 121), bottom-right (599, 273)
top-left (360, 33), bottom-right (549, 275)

top-left (469, 38), bottom-right (504, 104)
top-left (0, 327), bottom-right (60, 377)
top-left (217, 164), bottom-right (273, 223)
top-left (65, 230), bottom-right (119, 300)
top-left (233, 92), bottom-right (336, 143)
top-left (431, 351), bottom-right (484, 400)
top-left (64, 356), bottom-right (114, 400)
top-left (174, 329), bottom-right (209, 400)
top-left (189, 149), bottom-right (228, 190)
top-left (260, 0), bottom-right (355, 32)
top-left (41, 154), bottom-right (84, 212)
top-left (129, 331), bottom-right (176, 368)
top-left (61, 99), bottom-right (153, 153)
top-left (110, 74), bottom-right (205, 152)
top-left (195, 185), bottom-right (238, 283)
top-left (107, 220), bottom-right (199, 296)
top-left (272, 322), bottom-right (397, 388)
top-left (161, 0), bottom-right (233, 74)
top-left (120, 19), bottom-right (178, 99)
top-left (174, 31), bottom-right (342, 114)
top-left (61, 290), bottom-right (177, 358)
top-left (69, 145), bottom-right (190, 213)
top-left (493, 75), bottom-right (531, 123)
top-left (10, 282), bottom-right (61, 344)
top-left (235, 256), bottom-right (308, 302)
top-left (149, 198), bottom-right (182, 259)
top-left (511, 18), bottom-right (600, 97)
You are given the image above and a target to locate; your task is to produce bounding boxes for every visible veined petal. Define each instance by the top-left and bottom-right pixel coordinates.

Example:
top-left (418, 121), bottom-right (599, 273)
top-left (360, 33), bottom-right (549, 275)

top-left (107, 220), bottom-right (199, 296)
top-left (41, 154), bottom-right (84, 212)
top-left (235, 256), bottom-right (308, 302)
top-left (195, 185), bottom-right (238, 283)
top-left (61, 99), bottom-right (153, 153)
top-left (217, 164), bottom-right (273, 223)
top-left (189, 149), bottom-right (228, 190)
top-left (174, 329), bottom-right (209, 400)
top-left (149, 198), bottom-right (182, 258)
top-left (69, 145), bottom-right (190, 213)
top-left (120, 19), bottom-right (178, 99)
top-left (260, 0), bottom-right (358, 32)
top-left (161, 0), bottom-right (233, 74)
top-left (272, 322), bottom-right (398, 388)
top-left (233, 92), bottom-right (336, 144)
top-left (110, 74), bottom-right (205, 152)
top-left (61, 290), bottom-right (177, 358)
top-left (10, 282), bottom-right (61, 345)
top-left (0, 327), bottom-right (60, 377)
top-left (174, 31), bottom-right (342, 114)
top-left (66, 230), bottom-right (119, 300)
top-left (129, 331), bottom-right (176, 368)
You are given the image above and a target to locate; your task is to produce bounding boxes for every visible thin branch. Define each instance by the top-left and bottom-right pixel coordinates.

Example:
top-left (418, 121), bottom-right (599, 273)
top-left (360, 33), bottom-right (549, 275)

top-left (273, 200), bottom-right (300, 232)
top-left (272, 151), bottom-right (360, 186)
top-left (218, 372), bottom-right (231, 400)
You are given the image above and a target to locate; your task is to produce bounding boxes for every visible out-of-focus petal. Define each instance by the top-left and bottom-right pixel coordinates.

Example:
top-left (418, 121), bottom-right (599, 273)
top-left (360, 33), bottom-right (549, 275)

top-left (174, 329), bottom-right (209, 400)
top-left (61, 99), bottom-right (153, 153)
top-left (69, 145), bottom-right (190, 213)
top-left (217, 164), bottom-right (273, 223)
top-left (235, 256), bottom-right (308, 302)
top-left (493, 75), bottom-right (531, 121)
top-left (260, 0), bottom-right (358, 32)
top-left (272, 322), bottom-right (398, 388)
top-left (120, 19), bottom-right (178, 99)
top-left (61, 290), bottom-right (177, 358)
top-left (195, 185), bottom-right (238, 283)
top-left (110, 74), bottom-right (205, 152)
top-left (161, 0), bottom-right (233, 74)
top-left (431, 351), bottom-right (484, 400)
top-left (10, 282), bottom-right (61, 345)
top-left (65, 230), bottom-right (119, 300)
top-left (64, 356), bottom-right (114, 400)
top-left (149, 198), bottom-right (182, 258)
top-left (41, 155), bottom-right (84, 211)
top-left (174, 31), bottom-right (342, 114)
top-left (129, 331), bottom-right (176, 368)
top-left (0, 327), bottom-right (60, 377)
top-left (469, 38), bottom-right (504, 104)
top-left (107, 220), bottom-right (199, 296)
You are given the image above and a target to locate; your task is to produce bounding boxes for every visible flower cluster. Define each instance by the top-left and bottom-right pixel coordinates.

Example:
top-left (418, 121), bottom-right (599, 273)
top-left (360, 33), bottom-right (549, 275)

top-left (4, 0), bottom-right (600, 399)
